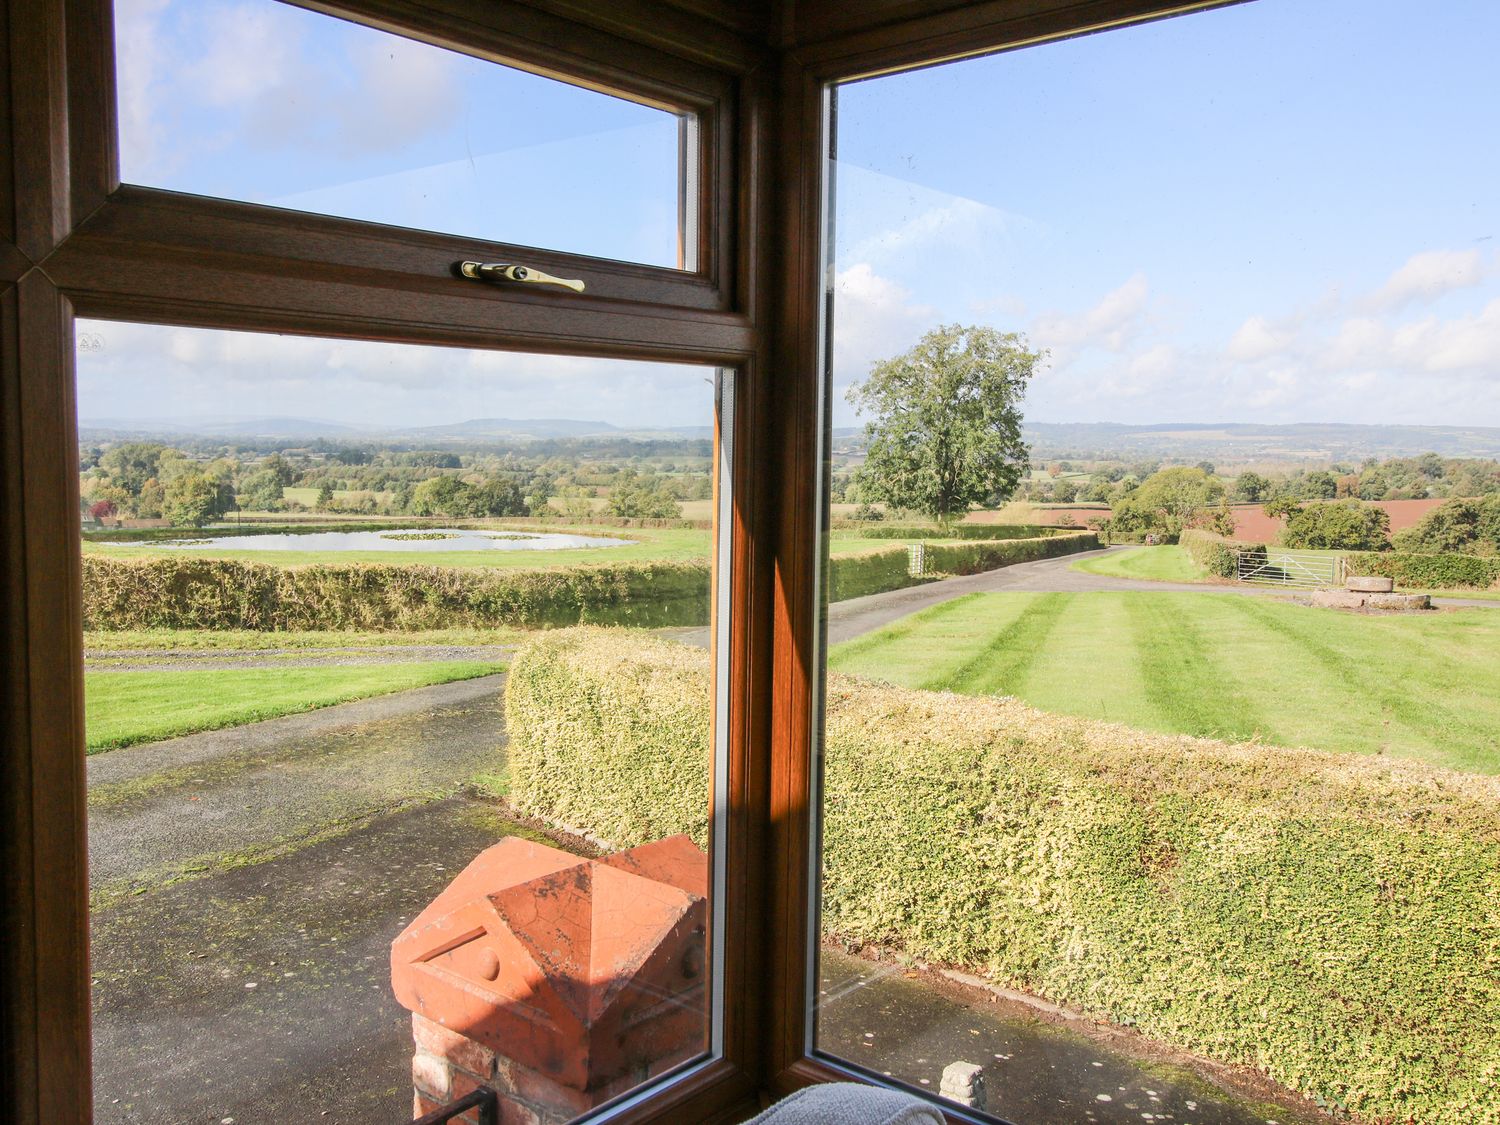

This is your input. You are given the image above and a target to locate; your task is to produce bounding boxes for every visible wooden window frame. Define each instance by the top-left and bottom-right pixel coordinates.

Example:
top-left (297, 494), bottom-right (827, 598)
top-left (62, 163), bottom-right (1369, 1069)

top-left (4, 2), bottom-right (774, 1122)
top-left (762, 1), bottom-right (1238, 1118)
top-left (1, 1), bottom-right (1240, 1123)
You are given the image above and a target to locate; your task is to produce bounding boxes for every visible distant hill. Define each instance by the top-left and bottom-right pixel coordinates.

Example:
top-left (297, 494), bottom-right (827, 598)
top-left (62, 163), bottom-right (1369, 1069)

top-left (78, 416), bottom-right (1500, 462)
top-left (1020, 422), bottom-right (1500, 462)
top-left (403, 417), bottom-right (619, 439)
top-left (80, 415), bottom-right (361, 440)
top-left (78, 414), bottom-right (709, 445)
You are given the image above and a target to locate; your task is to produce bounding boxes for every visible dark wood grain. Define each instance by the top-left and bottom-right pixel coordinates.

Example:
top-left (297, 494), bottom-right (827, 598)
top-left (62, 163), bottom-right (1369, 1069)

top-left (76, 187), bottom-right (730, 311)
top-left (0, 242), bottom-right (28, 286)
top-left (0, 0), bottom-right (14, 249)
top-left (763, 54), bottom-right (829, 1085)
top-left (8, 0), bottom-right (69, 259)
top-left (48, 214), bottom-right (753, 364)
top-left (789, 0), bottom-right (1236, 79)
top-left (1, 273), bottom-right (91, 1125)
top-left (522, 0), bottom-right (773, 72)
top-left (0, 280), bottom-right (37, 1124)
top-left (65, 0), bottom-right (118, 224)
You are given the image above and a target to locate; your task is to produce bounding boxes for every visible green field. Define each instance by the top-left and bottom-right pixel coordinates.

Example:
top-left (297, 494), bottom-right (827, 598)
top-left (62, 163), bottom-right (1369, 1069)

top-left (830, 590), bottom-right (1500, 773)
top-left (83, 526), bottom-right (885, 569)
top-left (84, 627), bottom-right (524, 651)
top-left (1070, 545), bottom-right (1210, 582)
top-left (85, 661), bottom-right (505, 752)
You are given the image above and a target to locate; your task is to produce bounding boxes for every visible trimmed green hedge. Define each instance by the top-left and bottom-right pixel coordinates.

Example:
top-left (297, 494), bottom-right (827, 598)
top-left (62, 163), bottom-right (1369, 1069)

top-left (828, 547), bottom-right (924, 601)
top-left (825, 533), bottom-right (1097, 602)
top-left (506, 630), bottom-right (710, 847)
top-left (923, 532), bottom-right (1096, 576)
top-left (82, 556), bottom-right (709, 630)
top-left (1180, 529), bottom-right (1265, 578)
top-left (837, 523), bottom-right (1057, 541)
top-left (506, 630), bottom-right (1500, 1123)
top-left (1346, 551), bottom-right (1500, 591)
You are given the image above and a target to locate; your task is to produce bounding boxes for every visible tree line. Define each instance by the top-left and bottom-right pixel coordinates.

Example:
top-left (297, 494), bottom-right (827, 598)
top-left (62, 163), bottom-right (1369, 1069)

top-left (79, 441), bottom-right (708, 526)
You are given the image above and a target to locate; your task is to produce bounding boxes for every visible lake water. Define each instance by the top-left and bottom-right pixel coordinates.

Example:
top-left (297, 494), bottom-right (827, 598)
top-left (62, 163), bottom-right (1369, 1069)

top-left (155, 528), bottom-right (633, 552)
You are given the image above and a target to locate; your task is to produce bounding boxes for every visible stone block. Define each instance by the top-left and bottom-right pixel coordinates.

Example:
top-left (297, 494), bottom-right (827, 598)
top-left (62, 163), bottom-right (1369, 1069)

top-left (1347, 576), bottom-right (1395, 593)
top-left (1310, 590), bottom-right (1368, 609)
top-left (1368, 592), bottom-right (1430, 610)
top-left (940, 1061), bottom-right (985, 1108)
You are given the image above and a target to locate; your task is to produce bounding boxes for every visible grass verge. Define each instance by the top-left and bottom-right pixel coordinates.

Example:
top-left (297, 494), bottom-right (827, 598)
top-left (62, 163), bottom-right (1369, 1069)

top-left (1070, 545), bottom-right (1211, 582)
top-left (85, 661), bottom-right (506, 752)
top-left (85, 627), bottom-right (525, 651)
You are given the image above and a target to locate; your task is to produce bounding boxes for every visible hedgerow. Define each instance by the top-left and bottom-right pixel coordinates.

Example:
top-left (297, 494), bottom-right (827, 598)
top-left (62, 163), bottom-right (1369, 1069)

top-left (825, 533), bottom-right (1097, 602)
top-left (923, 532), bottom-right (1096, 575)
top-left (1179, 529), bottom-right (1265, 578)
top-left (827, 547), bottom-right (923, 601)
top-left (505, 630), bottom-right (711, 847)
top-left (82, 556), bottom-right (711, 630)
top-left (837, 523), bottom-right (1057, 541)
top-left (506, 629), bottom-right (1500, 1124)
top-left (1345, 551), bottom-right (1500, 591)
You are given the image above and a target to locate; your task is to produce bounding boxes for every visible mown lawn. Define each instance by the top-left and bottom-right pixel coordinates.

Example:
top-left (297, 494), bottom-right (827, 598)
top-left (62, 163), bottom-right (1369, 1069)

top-left (830, 590), bottom-right (1500, 773)
top-left (1071, 545), bottom-right (1211, 582)
top-left (85, 627), bottom-right (524, 651)
top-left (85, 661), bottom-right (505, 752)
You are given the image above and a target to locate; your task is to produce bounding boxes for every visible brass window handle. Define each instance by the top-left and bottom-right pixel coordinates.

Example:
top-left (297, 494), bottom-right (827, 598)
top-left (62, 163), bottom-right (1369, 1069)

top-left (456, 261), bottom-right (586, 293)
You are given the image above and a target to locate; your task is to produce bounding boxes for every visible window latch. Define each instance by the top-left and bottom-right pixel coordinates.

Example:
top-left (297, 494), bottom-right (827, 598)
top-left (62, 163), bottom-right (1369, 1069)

top-left (456, 261), bottom-right (586, 293)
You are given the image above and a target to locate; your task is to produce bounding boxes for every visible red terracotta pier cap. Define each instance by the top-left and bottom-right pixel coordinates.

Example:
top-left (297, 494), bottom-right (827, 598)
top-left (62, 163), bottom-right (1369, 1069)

top-left (391, 835), bottom-right (708, 1094)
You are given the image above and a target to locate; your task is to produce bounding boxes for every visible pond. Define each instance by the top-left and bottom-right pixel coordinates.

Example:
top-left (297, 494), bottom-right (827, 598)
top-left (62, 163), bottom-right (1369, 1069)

top-left (153, 528), bottom-right (633, 553)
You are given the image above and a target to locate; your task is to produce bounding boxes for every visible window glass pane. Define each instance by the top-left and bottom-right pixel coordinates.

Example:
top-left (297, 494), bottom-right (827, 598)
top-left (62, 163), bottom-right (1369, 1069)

top-left (814, 3), bottom-right (1500, 1124)
top-left (78, 319), bottom-right (730, 1120)
top-left (114, 0), bottom-right (695, 269)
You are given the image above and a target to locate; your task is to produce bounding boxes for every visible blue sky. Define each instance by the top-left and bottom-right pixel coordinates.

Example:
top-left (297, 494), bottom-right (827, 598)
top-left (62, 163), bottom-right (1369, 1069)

top-left (84, 0), bottom-right (1500, 431)
top-left (829, 0), bottom-right (1500, 427)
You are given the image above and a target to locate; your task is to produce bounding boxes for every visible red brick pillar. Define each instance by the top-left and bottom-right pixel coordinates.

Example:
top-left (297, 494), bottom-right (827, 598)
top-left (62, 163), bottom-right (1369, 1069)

top-left (392, 835), bottom-right (708, 1124)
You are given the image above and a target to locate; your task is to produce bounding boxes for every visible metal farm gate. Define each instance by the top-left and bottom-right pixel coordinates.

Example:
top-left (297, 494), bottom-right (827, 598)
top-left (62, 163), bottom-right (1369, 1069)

top-left (1236, 549), bottom-right (1346, 589)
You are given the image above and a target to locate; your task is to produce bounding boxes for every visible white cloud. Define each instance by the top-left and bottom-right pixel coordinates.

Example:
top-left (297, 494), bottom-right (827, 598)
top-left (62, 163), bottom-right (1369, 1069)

top-left (120, 0), bottom-right (466, 179)
top-left (830, 264), bottom-right (939, 393)
top-left (114, 0), bottom-right (172, 175)
top-left (73, 322), bottom-right (711, 429)
top-left (1020, 248), bottom-right (1500, 424)
top-left (1226, 315), bottom-right (1293, 362)
top-left (1031, 273), bottom-right (1150, 355)
top-left (1370, 248), bottom-right (1484, 310)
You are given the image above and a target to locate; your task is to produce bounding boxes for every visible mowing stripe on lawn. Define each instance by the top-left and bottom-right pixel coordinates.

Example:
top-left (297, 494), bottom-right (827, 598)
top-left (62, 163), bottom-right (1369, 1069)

top-left (1016, 593), bottom-right (1165, 731)
top-left (1221, 598), bottom-right (1499, 772)
top-left (830, 593), bottom-right (1040, 689)
top-left (1121, 594), bottom-right (1267, 742)
top-left (924, 593), bottom-right (1068, 695)
top-left (829, 593), bottom-right (983, 666)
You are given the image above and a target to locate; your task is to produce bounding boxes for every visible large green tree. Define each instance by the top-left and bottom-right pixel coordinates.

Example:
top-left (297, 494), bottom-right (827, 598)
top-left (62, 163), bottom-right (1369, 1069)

top-left (846, 324), bottom-right (1041, 527)
top-left (1282, 499), bottom-right (1390, 550)
top-left (1110, 467), bottom-right (1225, 539)
top-left (163, 469), bottom-right (220, 527)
